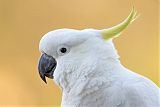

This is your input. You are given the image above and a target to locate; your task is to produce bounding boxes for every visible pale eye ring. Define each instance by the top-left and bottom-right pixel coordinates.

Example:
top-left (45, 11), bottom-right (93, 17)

top-left (57, 46), bottom-right (70, 56)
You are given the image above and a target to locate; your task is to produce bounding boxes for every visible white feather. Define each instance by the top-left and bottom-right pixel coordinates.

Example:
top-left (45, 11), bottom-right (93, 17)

top-left (39, 28), bottom-right (160, 107)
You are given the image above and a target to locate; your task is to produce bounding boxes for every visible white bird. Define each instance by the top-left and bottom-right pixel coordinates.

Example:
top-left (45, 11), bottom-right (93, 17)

top-left (38, 7), bottom-right (160, 107)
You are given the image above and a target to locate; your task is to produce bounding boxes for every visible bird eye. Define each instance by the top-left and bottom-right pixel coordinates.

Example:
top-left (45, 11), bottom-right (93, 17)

top-left (57, 46), bottom-right (69, 56)
top-left (60, 48), bottom-right (67, 53)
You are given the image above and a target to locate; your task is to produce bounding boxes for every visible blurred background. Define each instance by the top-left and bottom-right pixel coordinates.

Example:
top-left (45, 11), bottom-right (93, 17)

top-left (0, 0), bottom-right (159, 107)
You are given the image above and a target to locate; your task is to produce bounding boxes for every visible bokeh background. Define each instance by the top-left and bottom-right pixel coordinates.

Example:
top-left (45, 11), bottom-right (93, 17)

top-left (0, 0), bottom-right (159, 107)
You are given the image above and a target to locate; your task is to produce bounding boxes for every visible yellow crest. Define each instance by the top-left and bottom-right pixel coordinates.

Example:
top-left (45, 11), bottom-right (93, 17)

top-left (101, 6), bottom-right (138, 40)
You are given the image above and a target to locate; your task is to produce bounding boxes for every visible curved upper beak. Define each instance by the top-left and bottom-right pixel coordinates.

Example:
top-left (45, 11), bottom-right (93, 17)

top-left (38, 53), bottom-right (57, 83)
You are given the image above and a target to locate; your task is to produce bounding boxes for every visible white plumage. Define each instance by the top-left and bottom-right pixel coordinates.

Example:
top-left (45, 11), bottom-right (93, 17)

top-left (39, 8), bottom-right (160, 107)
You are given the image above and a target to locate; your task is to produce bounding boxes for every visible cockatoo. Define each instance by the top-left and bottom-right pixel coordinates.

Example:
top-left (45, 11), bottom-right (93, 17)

top-left (38, 7), bottom-right (160, 107)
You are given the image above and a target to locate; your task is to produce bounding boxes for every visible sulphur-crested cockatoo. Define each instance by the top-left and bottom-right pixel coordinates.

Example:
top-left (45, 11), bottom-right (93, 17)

top-left (38, 7), bottom-right (160, 107)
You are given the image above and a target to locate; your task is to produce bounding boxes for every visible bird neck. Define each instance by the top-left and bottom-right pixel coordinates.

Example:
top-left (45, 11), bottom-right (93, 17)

top-left (61, 58), bottom-right (123, 107)
top-left (62, 57), bottom-right (121, 95)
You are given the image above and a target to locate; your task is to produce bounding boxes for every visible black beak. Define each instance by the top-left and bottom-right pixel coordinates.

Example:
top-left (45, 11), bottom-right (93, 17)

top-left (38, 53), bottom-right (57, 83)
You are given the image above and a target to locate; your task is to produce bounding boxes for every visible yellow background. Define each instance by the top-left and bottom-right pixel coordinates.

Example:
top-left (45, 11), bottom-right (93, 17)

top-left (0, 0), bottom-right (159, 106)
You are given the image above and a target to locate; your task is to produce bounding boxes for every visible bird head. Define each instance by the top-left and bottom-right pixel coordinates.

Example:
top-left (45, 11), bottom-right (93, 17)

top-left (38, 7), bottom-right (137, 89)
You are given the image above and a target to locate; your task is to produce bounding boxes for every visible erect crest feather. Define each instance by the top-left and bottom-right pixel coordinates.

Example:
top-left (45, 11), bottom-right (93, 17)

top-left (101, 6), bottom-right (138, 40)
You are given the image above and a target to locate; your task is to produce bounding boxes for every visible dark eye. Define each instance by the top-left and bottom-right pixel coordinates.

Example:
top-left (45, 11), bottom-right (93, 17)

top-left (60, 48), bottom-right (67, 53)
top-left (57, 46), bottom-right (70, 56)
